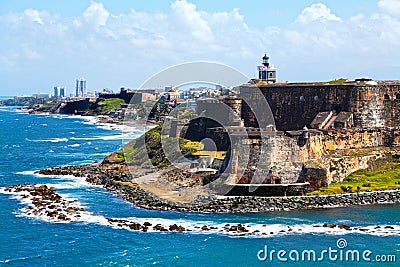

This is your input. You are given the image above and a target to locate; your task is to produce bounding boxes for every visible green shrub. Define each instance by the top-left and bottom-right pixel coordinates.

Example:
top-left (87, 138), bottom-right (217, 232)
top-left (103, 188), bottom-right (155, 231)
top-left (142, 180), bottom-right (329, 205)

top-left (340, 185), bottom-right (352, 193)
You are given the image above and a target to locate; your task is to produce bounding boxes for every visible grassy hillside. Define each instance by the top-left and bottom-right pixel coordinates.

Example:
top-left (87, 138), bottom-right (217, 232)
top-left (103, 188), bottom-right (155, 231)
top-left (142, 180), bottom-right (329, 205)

top-left (308, 162), bottom-right (400, 195)
top-left (96, 98), bottom-right (125, 115)
top-left (117, 126), bottom-right (200, 169)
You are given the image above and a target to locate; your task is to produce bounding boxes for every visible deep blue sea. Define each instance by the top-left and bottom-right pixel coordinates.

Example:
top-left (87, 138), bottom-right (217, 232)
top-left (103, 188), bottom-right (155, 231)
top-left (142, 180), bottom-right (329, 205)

top-left (0, 104), bottom-right (399, 266)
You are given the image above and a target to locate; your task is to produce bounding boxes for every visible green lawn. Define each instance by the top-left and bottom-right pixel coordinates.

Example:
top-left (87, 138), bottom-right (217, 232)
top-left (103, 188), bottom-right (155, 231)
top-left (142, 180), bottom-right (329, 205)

top-left (96, 98), bottom-right (125, 115)
top-left (327, 78), bottom-right (348, 85)
top-left (307, 162), bottom-right (400, 195)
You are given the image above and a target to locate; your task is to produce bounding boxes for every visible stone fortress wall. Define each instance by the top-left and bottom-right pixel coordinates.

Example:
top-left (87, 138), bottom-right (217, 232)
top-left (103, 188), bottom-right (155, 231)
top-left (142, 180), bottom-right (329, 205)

top-left (173, 80), bottom-right (400, 195)
top-left (240, 81), bottom-right (400, 130)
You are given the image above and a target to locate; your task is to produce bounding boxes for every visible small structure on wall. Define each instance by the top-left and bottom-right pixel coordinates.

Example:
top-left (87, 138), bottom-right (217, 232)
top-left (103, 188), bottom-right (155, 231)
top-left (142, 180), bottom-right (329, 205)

top-left (257, 54), bottom-right (277, 83)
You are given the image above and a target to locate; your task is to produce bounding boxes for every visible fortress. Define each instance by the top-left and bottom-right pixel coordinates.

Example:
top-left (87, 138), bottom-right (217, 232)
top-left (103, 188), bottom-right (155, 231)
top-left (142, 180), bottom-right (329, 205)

top-left (171, 55), bottom-right (400, 196)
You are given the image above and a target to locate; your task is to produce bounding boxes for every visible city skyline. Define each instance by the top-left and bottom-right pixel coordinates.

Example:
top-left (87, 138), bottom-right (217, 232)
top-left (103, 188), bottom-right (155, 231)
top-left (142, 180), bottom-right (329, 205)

top-left (1, 0), bottom-right (400, 95)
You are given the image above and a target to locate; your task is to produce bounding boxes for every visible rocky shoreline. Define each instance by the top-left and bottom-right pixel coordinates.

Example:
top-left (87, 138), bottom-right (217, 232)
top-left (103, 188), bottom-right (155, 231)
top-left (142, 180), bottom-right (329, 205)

top-left (36, 164), bottom-right (400, 213)
top-left (3, 184), bottom-right (400, 237)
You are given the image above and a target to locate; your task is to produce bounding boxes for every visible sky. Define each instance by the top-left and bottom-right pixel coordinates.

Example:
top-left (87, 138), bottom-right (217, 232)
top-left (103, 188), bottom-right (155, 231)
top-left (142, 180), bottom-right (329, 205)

top-left (0, 0), bottom-right (399, 95)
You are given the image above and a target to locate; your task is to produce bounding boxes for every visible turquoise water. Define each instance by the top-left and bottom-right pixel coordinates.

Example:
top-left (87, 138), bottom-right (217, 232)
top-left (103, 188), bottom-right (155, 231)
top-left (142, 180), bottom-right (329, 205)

top-left (0, 106), bottom-right (399, 266)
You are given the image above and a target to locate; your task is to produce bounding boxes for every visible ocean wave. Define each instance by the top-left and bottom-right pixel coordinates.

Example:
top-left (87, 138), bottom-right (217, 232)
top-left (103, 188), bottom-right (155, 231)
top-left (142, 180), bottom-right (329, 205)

top-left (16, 170), bottom-right (85, 180)
top-left (15, 170), bottom-right (38, 175)
top-left (70, 135), bottom-right (123, 141)
top-left (44, 178), bottom-right (99, 190)
top-left (67, 143), bottom-right (81, 147)
top-left (3, 184), bottom-right (400, 238)
top-left (104, 218), bottom-right (400, 237)
top-left (0, 255), bottom-right (42, 264)
top-left (28, 138), bottom-right (69, 143)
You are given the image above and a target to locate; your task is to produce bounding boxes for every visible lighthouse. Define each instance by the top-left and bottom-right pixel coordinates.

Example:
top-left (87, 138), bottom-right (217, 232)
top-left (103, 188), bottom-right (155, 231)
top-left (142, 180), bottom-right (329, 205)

top-left (258, 54), bottom-right (277, 83)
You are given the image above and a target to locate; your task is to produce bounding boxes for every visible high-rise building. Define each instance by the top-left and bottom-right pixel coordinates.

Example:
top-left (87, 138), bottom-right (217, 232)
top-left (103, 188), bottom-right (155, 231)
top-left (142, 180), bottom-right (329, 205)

top-left (54, 86), bottom-right (66, 98)
top-left (75, 79), bottom-right (87, 97)
top-left (59, 87), bottom-right (66, 97)
top-left (54, 86), bottom-right (59, 98)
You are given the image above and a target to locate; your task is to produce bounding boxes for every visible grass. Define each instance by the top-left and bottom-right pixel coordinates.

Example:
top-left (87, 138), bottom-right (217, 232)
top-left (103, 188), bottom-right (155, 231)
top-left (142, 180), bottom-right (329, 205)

top-left (327, 78), bottom-right (348, 85)
top-left (116, 126), bottom-right (200, 168)
top-left (96, 98), bottom-right (125, 115)
top-left (307, 162), bottom-right (400, 195)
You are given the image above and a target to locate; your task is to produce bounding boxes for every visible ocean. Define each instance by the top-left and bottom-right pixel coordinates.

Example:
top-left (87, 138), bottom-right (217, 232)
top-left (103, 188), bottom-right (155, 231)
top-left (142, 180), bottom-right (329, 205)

top-left (0, 105), bottom-right (399, 266)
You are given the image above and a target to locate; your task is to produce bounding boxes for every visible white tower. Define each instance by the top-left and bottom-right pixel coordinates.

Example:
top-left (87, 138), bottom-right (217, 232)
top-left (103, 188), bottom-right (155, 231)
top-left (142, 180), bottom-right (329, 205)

top-left (257, 54), bottom-right (277, 83)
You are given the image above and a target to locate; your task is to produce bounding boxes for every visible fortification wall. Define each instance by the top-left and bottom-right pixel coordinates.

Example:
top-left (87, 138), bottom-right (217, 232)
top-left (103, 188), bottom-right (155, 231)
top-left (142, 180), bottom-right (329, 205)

top-left (229, 128), bottom-right (400, 189)
top-left (56, 99), bottom-right (97, 114)
top-left (240, 82), bottom-right (400, 131)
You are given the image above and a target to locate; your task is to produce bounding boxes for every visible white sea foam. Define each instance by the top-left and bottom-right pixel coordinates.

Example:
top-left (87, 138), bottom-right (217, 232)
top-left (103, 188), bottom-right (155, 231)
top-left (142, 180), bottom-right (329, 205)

top-left (3, 184), bottom-right (400, 237)
top-left (67, 143), bottom-right (80, 147)
top-left (43, 176), bottom-right (99, 190)
top-left (100, 216), bottom-right (400, 237)
top-left (15, 170), bottom-right (37, 175)
top-left (70, 135), bottom-right (123, 141)
top-left (16, 170), bottom-right (86, 181)
top-left (29, 138), bottom-right (69, 143)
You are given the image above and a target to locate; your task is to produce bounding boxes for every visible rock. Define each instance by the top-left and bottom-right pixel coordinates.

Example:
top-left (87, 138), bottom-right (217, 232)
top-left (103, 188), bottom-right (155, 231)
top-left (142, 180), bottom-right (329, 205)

top-left (323, 223), bottom-right (336, 228)
top-left (338, 224), bottom-right (351, 230)
top-left (153, 224), bottom-right (168, 232)
top-left (201, 225), bottom-right (210, 231)
top-left (169, 224), bottom-right (179, 231)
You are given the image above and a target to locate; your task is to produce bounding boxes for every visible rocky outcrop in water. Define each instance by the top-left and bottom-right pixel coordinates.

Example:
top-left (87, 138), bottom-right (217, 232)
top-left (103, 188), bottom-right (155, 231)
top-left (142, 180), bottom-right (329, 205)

top-left (36, 164), bottom-right (400, 213)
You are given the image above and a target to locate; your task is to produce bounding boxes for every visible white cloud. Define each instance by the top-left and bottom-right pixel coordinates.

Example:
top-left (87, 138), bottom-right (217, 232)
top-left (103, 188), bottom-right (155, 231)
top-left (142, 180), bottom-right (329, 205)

top-left (0, 1), bottom-right (400, 95)
top-left (296, 3), bottom-right (342, 23)
top-left (24, 9), bottom-right (44, 25)
top-left (82, 1), bottom-right (109, 27)
top-left (171, 0), bottom-right (214, 42)
top-left (378, 0), bottom-right (400, 16)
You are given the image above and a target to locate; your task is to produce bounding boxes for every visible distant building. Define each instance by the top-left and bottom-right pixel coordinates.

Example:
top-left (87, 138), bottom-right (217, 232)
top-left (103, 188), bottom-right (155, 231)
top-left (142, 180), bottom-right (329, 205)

top-left (60, 87), bottom-right (66, 98)
top-left (54, 86), bottom-right (66, 98)
top-left (102, 88), bottom-right (114, 94)
top-left (32, 93), bottom-right (51, 99)
top-left (258, 54), bottom-right (277, 83)
top-left (165, 86), bottom-right (178, 92)
top-left (75, 79), bottom-right (87, 97)
top-left (167, 91), bottom-right (181, 100)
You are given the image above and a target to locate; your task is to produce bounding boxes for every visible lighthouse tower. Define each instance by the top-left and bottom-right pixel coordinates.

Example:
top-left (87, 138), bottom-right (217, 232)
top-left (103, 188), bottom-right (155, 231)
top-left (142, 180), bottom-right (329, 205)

top-left (257, 54), bottom-right (277, 83)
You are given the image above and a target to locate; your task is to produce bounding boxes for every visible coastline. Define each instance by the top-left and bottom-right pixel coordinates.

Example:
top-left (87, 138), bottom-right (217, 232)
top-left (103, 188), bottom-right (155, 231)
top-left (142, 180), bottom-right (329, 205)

top-left (36, 164), bottom-right (400, 213)
top-left (18, 107), bottom-right (400, 213)
top-left (4, 183), bottom-right (400, 237)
